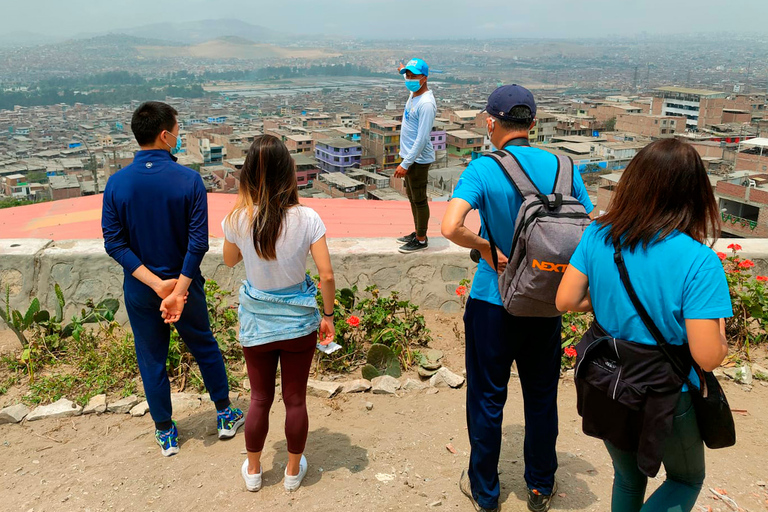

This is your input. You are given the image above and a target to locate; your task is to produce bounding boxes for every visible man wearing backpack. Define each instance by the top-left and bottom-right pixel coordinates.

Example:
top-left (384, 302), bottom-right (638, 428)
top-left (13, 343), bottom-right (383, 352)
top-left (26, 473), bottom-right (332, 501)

top-left (441, 85), bottom-right (593, 512)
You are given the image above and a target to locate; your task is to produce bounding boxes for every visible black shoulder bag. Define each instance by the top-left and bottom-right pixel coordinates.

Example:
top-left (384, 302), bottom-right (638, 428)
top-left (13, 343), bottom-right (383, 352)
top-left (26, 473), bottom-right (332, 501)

top-left (613, 242), bottom-right (736, 449)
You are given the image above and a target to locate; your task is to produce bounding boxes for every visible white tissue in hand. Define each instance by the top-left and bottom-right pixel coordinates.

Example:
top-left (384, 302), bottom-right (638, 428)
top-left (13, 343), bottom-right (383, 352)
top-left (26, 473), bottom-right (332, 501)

top-left (316, 341), bottom-right (342, 354)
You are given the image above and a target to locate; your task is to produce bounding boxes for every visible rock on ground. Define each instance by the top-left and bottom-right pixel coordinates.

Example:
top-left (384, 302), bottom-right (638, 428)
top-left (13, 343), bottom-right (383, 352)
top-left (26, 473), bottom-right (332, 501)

top-left (341, 379), bottom-right (372, 394)
top-left (0, 404), bottom-right (30, 424)
top-left (402, 378), bottom-right (428, 392)
top-left (130, 401), bottom-right (150, 417)
top-left (83, 394), bottom-right (107, 415)
top-left (107, 395), bottom-right (140, 414)
top-left (171, 393), bottom-right (203, 412)
top-left (429, 367), bottom-right (465, 389)
top-left (371, 375), bottom-right (401, 395)
top-left (26, 398), bottom-right (82, 422)
top-left (306, 380), bottom-right (343, 399)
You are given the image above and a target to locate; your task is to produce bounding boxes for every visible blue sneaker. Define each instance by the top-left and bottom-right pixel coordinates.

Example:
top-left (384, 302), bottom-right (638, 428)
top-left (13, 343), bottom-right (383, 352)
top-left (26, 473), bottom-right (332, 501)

top-left (217, 406), bottom-right (245, 439)
top-left (155, 421), bottom-right (179, 457)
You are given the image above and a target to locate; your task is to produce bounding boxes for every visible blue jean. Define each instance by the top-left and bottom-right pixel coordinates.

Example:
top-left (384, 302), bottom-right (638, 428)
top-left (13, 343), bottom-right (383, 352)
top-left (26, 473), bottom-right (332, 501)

top-left (124, 274), bottom-right (230, 428)
top-left (605, 393), bottom-right (705, 512)
top-left (464, 298), bottom-right (562, 509)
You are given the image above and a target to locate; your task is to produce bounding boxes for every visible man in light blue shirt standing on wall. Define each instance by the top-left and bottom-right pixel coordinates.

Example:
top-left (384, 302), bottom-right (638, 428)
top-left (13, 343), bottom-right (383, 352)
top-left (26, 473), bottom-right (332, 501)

top-left (394, 58), bottom-right (437, 254)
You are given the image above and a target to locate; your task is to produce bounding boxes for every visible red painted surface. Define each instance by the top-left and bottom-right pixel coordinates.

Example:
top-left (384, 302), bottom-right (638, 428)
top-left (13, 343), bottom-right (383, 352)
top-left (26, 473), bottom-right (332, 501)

top-left (0, 194), bottom-right (479, 241)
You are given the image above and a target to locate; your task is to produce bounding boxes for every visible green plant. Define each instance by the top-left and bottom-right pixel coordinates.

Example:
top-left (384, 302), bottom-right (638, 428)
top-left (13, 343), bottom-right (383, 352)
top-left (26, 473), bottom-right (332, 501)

top-left (560, 311), bottom-right (592, 370)
top-left (721, 245), bottom-right (768, 359)
top-left (362, 344), bottom-right (401, 379)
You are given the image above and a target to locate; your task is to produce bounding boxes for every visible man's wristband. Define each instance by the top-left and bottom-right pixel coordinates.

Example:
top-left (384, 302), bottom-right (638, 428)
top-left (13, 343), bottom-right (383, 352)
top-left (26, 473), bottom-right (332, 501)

top-left (323, 310), bottom-right (334, 317)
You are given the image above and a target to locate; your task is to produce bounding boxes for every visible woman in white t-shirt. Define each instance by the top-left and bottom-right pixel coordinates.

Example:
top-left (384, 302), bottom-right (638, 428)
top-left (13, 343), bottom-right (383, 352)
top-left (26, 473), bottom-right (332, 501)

top-left (222, 134), bottom-right (336, 493)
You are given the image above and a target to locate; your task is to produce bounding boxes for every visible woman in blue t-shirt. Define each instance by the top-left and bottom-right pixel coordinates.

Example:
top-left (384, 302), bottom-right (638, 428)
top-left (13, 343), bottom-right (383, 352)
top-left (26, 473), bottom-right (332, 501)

top-left (556, 138), bottom-right (732, 512)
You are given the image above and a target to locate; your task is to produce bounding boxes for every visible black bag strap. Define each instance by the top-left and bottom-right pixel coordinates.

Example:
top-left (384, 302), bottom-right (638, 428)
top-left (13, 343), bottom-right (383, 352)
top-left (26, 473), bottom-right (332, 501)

top-left (613, 242), bottom-right (695, 385)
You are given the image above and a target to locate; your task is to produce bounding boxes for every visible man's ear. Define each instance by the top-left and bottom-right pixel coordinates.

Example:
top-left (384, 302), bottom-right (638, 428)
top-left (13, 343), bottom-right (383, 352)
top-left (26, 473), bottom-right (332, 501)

top-left (529, 119), bottom-right (537, 131)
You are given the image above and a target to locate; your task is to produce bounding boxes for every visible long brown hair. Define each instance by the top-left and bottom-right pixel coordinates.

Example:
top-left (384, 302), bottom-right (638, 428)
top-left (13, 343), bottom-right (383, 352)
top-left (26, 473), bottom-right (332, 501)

top-left (597, 138), bottom-right (720, 251)
top-left (225, 134), bottom-right (299, 260)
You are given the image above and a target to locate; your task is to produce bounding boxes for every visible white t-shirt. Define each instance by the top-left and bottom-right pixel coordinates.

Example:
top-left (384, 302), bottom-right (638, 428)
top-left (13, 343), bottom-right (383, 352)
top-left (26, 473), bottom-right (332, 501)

top-left (221, 205), bottom-right (326, 291)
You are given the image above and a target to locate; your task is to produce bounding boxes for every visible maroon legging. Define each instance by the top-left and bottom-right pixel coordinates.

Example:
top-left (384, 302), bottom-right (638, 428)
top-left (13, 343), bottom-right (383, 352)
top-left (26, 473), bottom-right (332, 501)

top-left (242, 332), bottom-right (316, 454)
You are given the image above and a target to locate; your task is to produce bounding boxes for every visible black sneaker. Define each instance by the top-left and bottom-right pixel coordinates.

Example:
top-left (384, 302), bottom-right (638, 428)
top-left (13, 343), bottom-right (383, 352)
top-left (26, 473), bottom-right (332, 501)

top-left (527, 481), bottom-right (557, 512)
top-left (397, 232), bottom-right (417, 243)
top-left (459, 470), bottom-right (500, 512)
top-left (398, 238), bottom-right (428, 254)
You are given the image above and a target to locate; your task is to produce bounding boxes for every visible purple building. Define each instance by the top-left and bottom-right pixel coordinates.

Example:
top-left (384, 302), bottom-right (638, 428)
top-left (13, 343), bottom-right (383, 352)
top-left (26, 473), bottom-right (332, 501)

top-left (315, 138), bottom-right (362, 173)
top-left (430, 129), bottom-right (447, 151)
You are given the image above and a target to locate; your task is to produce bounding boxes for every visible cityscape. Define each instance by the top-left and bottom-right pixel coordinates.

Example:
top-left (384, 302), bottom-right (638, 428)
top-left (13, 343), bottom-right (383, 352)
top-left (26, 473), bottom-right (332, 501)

top-left (1, 17), bottom-right (767, 237)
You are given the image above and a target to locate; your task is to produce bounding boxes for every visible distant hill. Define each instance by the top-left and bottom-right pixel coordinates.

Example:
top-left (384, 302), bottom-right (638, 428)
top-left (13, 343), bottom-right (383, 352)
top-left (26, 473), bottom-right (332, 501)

top-left (100, 19), bottom-right (285, 45)
top-left (136, 36), bottom-right (341, 60)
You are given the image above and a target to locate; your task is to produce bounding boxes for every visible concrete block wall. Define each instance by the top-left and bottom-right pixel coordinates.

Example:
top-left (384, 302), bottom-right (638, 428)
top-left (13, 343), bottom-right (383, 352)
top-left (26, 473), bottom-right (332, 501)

top-left (0, 238), bottom-right (479, 329)
top-left (2, 237), bottom-right (768, 332)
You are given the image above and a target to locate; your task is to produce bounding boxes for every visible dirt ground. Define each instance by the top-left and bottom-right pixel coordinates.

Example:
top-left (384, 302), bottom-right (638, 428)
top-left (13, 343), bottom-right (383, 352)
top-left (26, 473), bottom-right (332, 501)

top-left (2, 313), bottom-right (768, 512)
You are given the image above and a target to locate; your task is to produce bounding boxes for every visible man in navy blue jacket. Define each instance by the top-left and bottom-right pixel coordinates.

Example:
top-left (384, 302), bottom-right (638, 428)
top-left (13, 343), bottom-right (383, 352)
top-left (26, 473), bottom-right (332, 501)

top-left (102, 101), bottom-right (243, 457)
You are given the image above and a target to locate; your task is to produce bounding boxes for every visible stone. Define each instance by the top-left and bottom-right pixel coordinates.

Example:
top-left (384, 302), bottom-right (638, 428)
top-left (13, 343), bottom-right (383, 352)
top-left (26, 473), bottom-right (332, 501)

top-left (107, 395), bottom-right (140, 414)
top-left (426, 387), bottom-right (440, 396)
top-left (372, 267), bottom-right (403, 290)
top-left (430, 367), bottom-right (465, 389)
top-left (737, 365), bottom-right (753, 386)
top-left (0, 404), bottom-right (30, 424)
top-left (406, 265), bottom-right (436, 283)
top-left (26, 398), bottom-right (82, 422)
top-left (441, 264), bottom-right (468, 282)
top-left (242, 378), bottom-right (251, 391)
top-left (171, 392), bottom-right (202, 412)
top-left (371, 375), bottom-right (401, 394)
top-left (83, 394), bottom-right (107, 415)
top-left (306, 380), bottom-right (342, 399)
top-left (418, 366), bottom-right (439, 378)
top-left (402, 378), bottom-right (427, 392)
top-left (430, 500), bottom-right (443, 507)
top-left (439, 301), bottom-right (461, 315)
top-left (751, 364), bottom-right (768, 380)
top-left (365, 402), bottom-right (374, 411)
top-left (420, 361), bottom-right (442, 371)
top-left (341, 379), bottom-right (372, 394)
top-left (130, 401), bottom-right (150, 417)
top-left (724, 365), bottom-right (753, 385)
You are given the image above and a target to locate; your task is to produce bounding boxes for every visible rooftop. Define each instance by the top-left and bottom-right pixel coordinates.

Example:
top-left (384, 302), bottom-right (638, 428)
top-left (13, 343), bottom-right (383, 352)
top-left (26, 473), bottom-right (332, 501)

top-left (0, 194), bottom-right (479, 240)
top-left (316, 137), bottom-right (361, 149)
top-left (654, 86), bottom-right (726, 98)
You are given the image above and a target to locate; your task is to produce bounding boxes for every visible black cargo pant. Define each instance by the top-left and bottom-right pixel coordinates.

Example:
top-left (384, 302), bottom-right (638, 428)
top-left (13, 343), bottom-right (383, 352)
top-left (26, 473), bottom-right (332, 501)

top-left (404, 162), bottom-right (431, 238)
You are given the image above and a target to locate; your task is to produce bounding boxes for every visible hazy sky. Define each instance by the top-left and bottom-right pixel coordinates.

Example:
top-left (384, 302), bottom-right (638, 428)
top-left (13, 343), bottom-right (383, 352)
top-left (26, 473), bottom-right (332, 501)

top-left (5, 0), bottom-right (768, 40)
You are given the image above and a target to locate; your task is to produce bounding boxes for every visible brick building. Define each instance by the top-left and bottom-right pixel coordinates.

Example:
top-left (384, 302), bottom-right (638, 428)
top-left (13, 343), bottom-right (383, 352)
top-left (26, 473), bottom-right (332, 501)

top-left (615, 114), bottom-right (680, 138)
top-left (360, 117), bottom-right (402, 170)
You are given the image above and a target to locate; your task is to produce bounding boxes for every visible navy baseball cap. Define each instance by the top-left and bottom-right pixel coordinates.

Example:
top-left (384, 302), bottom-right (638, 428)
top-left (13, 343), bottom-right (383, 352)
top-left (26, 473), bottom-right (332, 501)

top-left (482, 84), bottom-right (537, 120)
top-left (400, 58), bottom-right (429, 77)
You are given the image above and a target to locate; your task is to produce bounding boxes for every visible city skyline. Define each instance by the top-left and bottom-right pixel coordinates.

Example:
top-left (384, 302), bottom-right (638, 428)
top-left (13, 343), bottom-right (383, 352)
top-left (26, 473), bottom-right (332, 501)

top-left (3, 0), bottom-right (768, 43)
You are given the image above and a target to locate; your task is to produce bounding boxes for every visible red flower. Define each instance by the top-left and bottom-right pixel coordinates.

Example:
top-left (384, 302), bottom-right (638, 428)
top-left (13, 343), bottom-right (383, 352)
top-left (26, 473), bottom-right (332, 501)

top-left (564, 346), bottom-right (577, 358)
top-left (317, 281), bottom-right (322, 290)
top-left (455, 285), bottom-right (468, 297)
top-left (570, 325), bottom-right (578, 333)
top-left (727, 243), bottom-right (742, 252)
top-left (346, 315), bottom-right (360, 328)
top-left (717, 252), bottom-right (727, 260)
top-left (757, 276), bottom-right (768, 282)
top-left (738, 259), bottom-right (755, 269)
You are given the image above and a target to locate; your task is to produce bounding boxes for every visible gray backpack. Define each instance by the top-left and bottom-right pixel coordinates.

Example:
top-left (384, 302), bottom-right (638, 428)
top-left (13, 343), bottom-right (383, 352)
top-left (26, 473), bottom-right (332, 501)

top-left (485, 149), bottom-right (590, 317)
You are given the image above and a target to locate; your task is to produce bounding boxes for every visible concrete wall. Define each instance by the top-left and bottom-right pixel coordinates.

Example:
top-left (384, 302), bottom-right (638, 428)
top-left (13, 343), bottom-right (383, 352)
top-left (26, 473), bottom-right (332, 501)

top-left (3, 237), bottom-right (768, 332)
top-left (0, 238), bottom-right (478, 329)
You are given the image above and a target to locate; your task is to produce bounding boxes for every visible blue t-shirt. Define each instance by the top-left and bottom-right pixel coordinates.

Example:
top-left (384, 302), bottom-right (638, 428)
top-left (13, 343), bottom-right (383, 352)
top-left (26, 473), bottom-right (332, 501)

top-left (452, 144), bottom-right (594, 306)
top-left (569, 223), bottom-right (734, 388)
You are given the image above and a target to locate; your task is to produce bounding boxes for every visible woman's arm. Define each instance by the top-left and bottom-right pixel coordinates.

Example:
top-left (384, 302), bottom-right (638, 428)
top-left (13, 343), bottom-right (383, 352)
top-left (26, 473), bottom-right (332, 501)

top-left (556, 265), bottom-right (593, 313)
top-left (310, 235), bottom-right (336, 345)
top-left (223, 239), bottom-right (243, 267)
top-left (686, 318), bottom-right (728, 372)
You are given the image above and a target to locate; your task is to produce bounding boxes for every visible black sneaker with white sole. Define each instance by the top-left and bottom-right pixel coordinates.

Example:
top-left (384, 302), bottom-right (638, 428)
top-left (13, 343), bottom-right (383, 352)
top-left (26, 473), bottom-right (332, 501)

top-left (398, 238), bottom-right (428, 254)
top-left (527, 481), bottom-right (557, 512)
top-left (397, 232), bottom-right (417, 244)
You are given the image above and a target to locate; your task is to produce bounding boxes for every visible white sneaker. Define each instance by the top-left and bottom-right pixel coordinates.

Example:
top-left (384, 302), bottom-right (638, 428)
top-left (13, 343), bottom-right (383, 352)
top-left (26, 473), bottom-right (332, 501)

top-left (283, 455), bottom-right (308, 492)
top-left (241, 458), bottom-right (262, 492)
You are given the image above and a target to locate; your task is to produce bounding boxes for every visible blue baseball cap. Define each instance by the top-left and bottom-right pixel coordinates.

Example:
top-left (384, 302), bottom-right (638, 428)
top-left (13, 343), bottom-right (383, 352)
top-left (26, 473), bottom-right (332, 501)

top-left (400, 58), bottom-right (429, 77)
top-left (483, 84), bottom-right (537, 120)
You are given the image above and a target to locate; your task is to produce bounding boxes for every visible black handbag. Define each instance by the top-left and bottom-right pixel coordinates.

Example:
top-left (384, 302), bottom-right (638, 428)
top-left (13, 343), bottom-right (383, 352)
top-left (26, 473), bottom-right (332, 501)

top-left (613, 242), bottom-right (736, 449)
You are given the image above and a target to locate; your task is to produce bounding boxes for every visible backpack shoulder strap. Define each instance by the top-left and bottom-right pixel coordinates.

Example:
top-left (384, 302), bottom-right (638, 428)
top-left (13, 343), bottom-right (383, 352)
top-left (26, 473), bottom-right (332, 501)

top-left (486, 149), bottom-right (541, 198)
top-left (553, 154), bottom-right (575, 196)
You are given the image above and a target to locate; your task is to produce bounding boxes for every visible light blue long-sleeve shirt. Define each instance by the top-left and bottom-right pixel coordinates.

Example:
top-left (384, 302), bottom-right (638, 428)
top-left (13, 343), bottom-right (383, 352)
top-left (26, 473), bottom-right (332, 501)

top-left (399, 90), bottom-right (437, 169)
